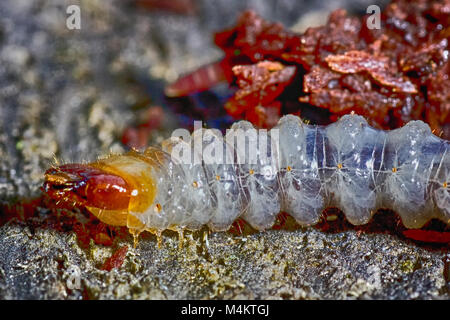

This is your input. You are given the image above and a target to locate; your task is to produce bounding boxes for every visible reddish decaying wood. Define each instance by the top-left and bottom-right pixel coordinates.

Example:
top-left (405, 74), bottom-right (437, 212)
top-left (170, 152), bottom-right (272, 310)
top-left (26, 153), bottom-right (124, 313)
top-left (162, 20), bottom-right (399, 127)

top-left (167, 0), bottom-right (449, 135)
top-left (165, 60), bottom-right (229, 97)
top-left (402, 230), bottom-right (450, 244)
top-left (101, 246), bottom-right (129, 271)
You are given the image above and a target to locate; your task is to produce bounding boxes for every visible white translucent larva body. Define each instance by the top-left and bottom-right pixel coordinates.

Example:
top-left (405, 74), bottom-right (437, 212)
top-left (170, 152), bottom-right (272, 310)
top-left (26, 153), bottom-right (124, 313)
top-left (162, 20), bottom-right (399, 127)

top-left (107, 114), bottom-right (449, 235)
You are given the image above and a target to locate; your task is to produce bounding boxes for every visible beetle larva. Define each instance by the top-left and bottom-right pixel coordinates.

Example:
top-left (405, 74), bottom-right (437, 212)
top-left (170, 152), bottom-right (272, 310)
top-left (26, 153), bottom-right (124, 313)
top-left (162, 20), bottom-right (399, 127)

top-left (43, 114), bottom-right (450, 242)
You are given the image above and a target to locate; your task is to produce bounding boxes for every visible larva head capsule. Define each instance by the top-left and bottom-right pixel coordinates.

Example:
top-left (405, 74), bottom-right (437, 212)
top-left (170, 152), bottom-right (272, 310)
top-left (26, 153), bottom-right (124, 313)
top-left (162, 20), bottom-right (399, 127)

top-left (43, 152), bottom-right (160, 236)
top-left (43, 163), bottom-right (133, 226)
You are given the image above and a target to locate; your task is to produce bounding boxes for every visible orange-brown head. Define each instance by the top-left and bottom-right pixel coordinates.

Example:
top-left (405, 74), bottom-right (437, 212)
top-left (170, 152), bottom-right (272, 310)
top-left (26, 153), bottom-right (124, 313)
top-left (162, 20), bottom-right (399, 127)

top-left (43, 163), bottom-right (132, 225)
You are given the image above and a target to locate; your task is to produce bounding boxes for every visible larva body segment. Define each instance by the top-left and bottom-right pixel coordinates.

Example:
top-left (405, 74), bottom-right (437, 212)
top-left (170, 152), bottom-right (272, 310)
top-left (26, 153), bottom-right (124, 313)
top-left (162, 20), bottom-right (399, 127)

top-left (380, 121), bottom-right (440, 228)
top-left (44, 114), bottom-right (450, 238)
top-left (160, 138), bottom-right (216, 230)
top-left (276, 115), bottom-right (324, 226)
top-left (322, 116), bottom-right (385, 225)
top-left (228, 120), bottom-right (281, 230)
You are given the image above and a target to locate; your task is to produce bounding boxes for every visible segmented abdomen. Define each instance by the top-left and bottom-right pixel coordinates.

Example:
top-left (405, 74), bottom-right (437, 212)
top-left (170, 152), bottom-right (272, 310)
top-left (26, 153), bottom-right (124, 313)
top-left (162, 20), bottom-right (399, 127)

top-left (120, 114), bottom-right (449, 233)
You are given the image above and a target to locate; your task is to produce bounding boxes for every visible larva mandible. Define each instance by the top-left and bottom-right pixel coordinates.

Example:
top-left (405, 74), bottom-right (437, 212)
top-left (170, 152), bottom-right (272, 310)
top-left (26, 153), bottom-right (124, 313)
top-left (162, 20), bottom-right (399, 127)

top-left (43, 114), bottom-right (450, 243)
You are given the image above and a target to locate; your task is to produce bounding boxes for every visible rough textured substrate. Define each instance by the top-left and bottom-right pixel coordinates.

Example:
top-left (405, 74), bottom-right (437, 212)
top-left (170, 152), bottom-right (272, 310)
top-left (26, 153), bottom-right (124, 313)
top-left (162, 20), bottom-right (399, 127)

top-left (0, 0), bottom-right (448, 299)
top-left (0, 224), bottom-right (448, 299)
